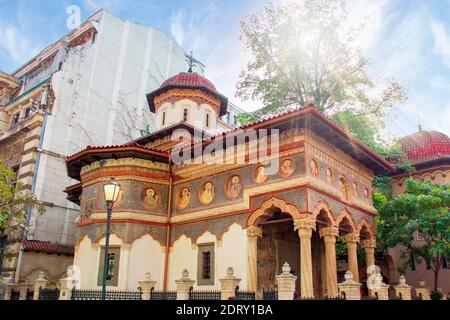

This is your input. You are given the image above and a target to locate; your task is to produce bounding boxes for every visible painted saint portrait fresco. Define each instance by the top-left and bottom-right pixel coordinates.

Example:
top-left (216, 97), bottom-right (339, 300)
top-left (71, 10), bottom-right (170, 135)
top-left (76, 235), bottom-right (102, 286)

top-left (326, 167), bottom-right (334, 184)
top-left (176, 187), bottom-right (191, 209)
top-left (279, 158), bottom-right (295, 178)
top-left (225, 175), bottom-right (243, 199)
top-left (199, 181), bottom-right (215, 205)
top-left (141, 187), bottom-right (161, 209)
top-left (310, 159), bottom-right (319, 176)
top-left (364, 188), bottom-right (370, 200)
top-left (339, 178), bottom-right (350, 201)
top-left (352, 182), bottom-right (358, 198)
top-left (112, 190), bottom-right (124, 209)
top-left (253, 165), bottom-right (268, 183)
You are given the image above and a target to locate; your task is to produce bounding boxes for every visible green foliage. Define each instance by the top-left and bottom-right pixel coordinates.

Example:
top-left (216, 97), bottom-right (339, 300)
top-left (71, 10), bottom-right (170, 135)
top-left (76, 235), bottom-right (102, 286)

top-left (0, 159), bottom-right (44, 234)
top-left (376, 179), bottom-right (450, 289)
top-left (430, 290), bottom-right (443, 300)
top-left (237, 0), bottom-right (407, 122)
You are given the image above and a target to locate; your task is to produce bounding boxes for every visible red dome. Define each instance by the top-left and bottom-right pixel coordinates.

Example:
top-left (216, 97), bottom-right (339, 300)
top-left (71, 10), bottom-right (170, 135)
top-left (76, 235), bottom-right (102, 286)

top-left (399, 130), bottom-right (450, 166)
top-left (161, 72), bottom-right (216, 91)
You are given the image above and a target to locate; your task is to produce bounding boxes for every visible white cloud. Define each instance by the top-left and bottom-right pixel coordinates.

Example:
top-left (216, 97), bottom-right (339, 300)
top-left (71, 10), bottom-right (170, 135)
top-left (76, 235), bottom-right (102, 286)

top-left (0, 24), bottom-right (40, 65)
top-left (170, 10), bottom-right (184, 46)
top-left (430, 20), bottom-right (450, 69)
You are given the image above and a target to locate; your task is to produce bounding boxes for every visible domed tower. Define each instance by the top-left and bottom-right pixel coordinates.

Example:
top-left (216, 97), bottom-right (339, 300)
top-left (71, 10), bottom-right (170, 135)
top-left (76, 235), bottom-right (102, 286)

top-left (392, 130), bottom-right (450, 196)
top-left (146, 70), bottom-right (228, 135)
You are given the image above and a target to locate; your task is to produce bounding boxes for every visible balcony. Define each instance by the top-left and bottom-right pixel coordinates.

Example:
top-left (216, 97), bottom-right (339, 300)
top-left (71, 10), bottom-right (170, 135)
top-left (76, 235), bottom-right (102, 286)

top-left (0, 111), bottom-right (44, 143)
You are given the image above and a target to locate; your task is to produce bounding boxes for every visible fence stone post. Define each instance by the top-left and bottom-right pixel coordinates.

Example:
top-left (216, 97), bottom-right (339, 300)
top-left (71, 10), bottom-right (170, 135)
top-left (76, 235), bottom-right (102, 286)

top-left (219, 267), bottom-right (241, 300)
top-left (393, 275), bottom-right (412, 300)
top-left (337, 271), bottom-right (361, 300)
top-left (138, 272), bottom-right (156, 300)
top-left (3, 278), bottom-right (14, 300)
top-left (59, 266), bottom-right (78, 300)
top-left (19, 283), bottom-right (28, 300)
top-left (414, 280), bottom-right (431, 300)
top-left (275, 262), bottom-right (297, 300)
top-left (175, 269), bottom-right (195, 300)
top-left (33, 271), bottom-right (48, 300)
top-left (368, 273), bottom-right (390, 300)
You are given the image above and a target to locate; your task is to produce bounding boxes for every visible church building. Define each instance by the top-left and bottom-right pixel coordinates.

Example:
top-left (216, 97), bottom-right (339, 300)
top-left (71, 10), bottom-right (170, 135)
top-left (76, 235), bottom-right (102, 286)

top-left (64, 69), bottom-right (395, 298)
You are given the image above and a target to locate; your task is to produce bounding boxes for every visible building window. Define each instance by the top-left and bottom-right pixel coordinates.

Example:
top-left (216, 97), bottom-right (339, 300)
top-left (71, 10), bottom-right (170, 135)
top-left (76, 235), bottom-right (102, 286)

top-left (197, 243), bottom-right (214, 285)
top-left (13, 113), bottom-right (20, 125)
top-left (24, 107), bottom-right (31, 118)
top-left (98, 247), bottom-right (120, 286)
top-left (11, 166), bottom-right (19, 186)
top-left (233, 115), bottom-right (237, 126)
top-left (425, 259), bottom-right (431, 270)
top-left (162, 111), bottom-right (166, 126)
top-left (205, 112), bottom-right (210, 128)
top-left (183, 109), bottom-right (188, 122)
top-left (202, 251), bottom-right (211, 279)
top-left (226, 112), bottom-right (231, 124)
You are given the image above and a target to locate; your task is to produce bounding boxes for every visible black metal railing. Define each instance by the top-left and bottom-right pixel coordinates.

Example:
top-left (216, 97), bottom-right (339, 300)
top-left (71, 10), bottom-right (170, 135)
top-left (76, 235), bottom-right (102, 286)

top-left (262, 287), bottom-right (278, 300)
top-left (235, 286), bottom-right (255, 300)
top-left (39, 288), bottom-right (60, 300)
top-left (71, 288), bottom-right (142, 300)
top-left (361, 295), bottom-right (378, 300)
top-left (189, 287), bottom-right (221, 300)
top-left (26, 289), bottom-right (34, 300)
top-left (149, 288), bottom-right (177, 300)
top-left (10, 290), bottom-right (20, 300)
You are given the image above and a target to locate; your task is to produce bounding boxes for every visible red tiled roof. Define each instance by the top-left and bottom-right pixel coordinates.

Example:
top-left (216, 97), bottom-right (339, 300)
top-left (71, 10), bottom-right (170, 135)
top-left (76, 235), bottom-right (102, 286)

top-left (399, 130), bottom-right (450, 166)
top-left (161, 72), bottom-right (216, 91)
top-left (22, 240), bottom-right (74, 256)
top-left (66, 142), bottom-right (168, 161)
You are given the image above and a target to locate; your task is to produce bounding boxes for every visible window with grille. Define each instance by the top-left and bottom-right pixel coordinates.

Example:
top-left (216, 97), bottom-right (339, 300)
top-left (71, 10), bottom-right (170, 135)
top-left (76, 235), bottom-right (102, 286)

top-left (183, 109), bottom-right (188, 122)
top-left (162, 111), bottom-right (166, 125)
top-left (197, 243), bottom-right (214, 285)
top-left (205, 112), bottom-right (210, 128)
top-left (202, 251), bottom-right (211, 279)
top-left (98, 247), bottom-right (120, 286)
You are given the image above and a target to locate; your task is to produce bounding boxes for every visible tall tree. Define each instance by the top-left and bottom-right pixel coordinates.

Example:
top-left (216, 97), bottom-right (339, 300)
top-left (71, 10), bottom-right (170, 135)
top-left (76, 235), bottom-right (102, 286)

top-left (375, 179), bottom-right (450, 291)
top-left (0, 159), bottom-right (44, 234)
top-left (236, 0), bottom-right (407, 121)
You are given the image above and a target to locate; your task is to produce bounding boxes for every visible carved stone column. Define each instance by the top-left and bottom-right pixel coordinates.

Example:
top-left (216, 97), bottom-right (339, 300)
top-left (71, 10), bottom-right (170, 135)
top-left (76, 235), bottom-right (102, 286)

top-left (247, 226), bottom-right (262, 292)
top-left (343, 233), bottom-right (360, 282)
top-left (294, 218), bottom-right (316, 299)
top-left (361, 239), bottom-right (376, 278)
top-left (320, 226), bottom-right (339, 298)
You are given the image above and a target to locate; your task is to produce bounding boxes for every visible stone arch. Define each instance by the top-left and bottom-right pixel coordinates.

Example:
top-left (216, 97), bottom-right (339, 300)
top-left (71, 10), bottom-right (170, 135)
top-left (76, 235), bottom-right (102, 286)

top-left (246, 196), bottom-right (302, 227)
top-left (335, 209), bottom-right (357, 234)
top-left (311, 200), bottom-right (336, 226)
top-left (356, 217), bottom-right (375, 239)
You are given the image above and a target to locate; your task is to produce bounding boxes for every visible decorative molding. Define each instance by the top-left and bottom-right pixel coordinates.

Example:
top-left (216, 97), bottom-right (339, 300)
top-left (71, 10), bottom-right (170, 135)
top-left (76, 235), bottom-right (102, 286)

top-left (246, 196), bottom-right (302, 227)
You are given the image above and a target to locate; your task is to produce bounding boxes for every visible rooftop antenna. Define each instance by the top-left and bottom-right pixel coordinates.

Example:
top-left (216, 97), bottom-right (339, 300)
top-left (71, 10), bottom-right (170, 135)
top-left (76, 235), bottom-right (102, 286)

top-left (417, 114), bottom-right (422, 132)
top-left (184, 51), bottom-right (203, 73)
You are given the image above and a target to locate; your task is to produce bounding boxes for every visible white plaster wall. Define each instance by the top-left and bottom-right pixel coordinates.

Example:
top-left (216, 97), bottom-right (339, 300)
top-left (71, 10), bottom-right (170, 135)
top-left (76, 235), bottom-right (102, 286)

top-left (29, 11), bottom-right (199, 245)
top-left (155, 99), bottom-right (219, 135)
top-left (216, 223), bottom-right (248, 289)
top-left (127, 234), bottom-right (164, 290)
top-left (73, 235), bottom-right (97, 289)
top-left (167, 223), bottom-right (248, 291)
top-left (167, 234), bottom-right (196, 291)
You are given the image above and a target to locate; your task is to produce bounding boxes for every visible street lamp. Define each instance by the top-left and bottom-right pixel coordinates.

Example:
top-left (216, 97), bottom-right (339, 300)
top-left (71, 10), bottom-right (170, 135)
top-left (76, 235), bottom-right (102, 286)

top-left (101, 177), bottom-right (121, 300)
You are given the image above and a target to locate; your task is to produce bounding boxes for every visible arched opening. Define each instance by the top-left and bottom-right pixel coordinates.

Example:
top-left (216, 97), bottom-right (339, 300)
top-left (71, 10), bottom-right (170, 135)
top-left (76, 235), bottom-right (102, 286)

top-left (337, 216), bottom-right (355, 283)
top-left (255, 207), bottom-right (300, 291)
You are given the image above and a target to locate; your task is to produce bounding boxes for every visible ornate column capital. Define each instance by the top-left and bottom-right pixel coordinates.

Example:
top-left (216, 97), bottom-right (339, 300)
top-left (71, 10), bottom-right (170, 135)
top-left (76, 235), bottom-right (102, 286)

top-left (247, 226), bottom-right (262, 238)
top-left (360, 238), bottom-right (376, 249)
top-left (319, 226), bottom-right (339, 239)
top-left (342, 233), bottom-right (360, 244)
top-left (293, 218), bottom-right (316, 238)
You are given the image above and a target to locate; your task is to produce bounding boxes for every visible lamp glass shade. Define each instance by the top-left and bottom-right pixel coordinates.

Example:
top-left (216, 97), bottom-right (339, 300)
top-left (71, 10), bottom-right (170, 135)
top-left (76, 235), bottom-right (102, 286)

top-left (103, 179), bottom-right (121, 203)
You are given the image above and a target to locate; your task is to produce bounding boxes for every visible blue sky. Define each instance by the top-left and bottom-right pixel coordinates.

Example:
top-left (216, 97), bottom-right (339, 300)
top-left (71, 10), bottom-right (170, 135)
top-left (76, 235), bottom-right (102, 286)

top-left (0, 0), bottom-right (449, 140)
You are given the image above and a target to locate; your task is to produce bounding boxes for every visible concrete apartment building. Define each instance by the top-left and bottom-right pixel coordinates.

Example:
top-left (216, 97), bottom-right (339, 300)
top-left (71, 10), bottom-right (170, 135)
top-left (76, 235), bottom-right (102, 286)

top-left (0, 9), bottom-right (242, 296)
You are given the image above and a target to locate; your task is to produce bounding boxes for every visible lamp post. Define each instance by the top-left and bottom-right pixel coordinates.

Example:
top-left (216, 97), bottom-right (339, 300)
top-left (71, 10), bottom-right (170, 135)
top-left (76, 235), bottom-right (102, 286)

top-left (101, 177), bottom-right (121, 300)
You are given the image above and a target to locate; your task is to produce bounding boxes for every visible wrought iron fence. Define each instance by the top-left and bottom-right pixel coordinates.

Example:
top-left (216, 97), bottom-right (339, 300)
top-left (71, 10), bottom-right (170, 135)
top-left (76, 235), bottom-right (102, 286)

top-left (149, 288), bottom-right (177, 300)
top-left (361, 295), bottom-right (378, 300)
top-left (189, 287), bottom-right (221, 300)
top-left (71, 288), bottom-right (142, 300)
top-left (26, 289), bottom-right (34, 300)
top-left (10, 290), bottom-right (20, 300)
top-left (235, 286), bottom-right (255, 300)
top-left (262, 287), bottom-right (278, 300)
top-left (39, 288), bottom-right (60, 300)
